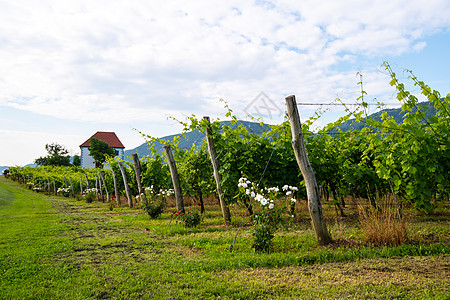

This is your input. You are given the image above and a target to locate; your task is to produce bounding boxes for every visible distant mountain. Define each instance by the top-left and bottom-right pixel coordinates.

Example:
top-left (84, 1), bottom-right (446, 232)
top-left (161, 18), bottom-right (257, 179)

top-left (124, 120), bottom-right (271, 159)
top-left (338, 101), bottom-right (439, 132)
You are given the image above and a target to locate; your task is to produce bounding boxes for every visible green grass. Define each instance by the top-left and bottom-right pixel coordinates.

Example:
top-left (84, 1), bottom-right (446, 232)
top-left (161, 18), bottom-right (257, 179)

top-left (0, 176), bottom-right (449, 299)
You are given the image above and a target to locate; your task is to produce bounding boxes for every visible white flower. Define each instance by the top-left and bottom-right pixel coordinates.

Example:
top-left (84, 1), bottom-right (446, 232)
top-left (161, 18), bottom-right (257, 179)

top-left (269, 203), bottom-right (274, 209)
top-left (291, 186), bottom-right (298, 191)
top-left (282, 185), bottom-right (289, 191)
top-left (267, 187), bottom-right (279, 193)
top-left (255, 193), bottom-right (264, 202)
top-left (286, 191), bottom-right (292, 195)
top-left (291, 198), bottom-right (297, 203)
top-left (238, 182), bottom-right (248, 188)
top-left (250, 191), bottom-right (256, 198)
top-left (246, 189), bottom-right (250, 195)
top-left (260, 198), bottom-right (268, 206)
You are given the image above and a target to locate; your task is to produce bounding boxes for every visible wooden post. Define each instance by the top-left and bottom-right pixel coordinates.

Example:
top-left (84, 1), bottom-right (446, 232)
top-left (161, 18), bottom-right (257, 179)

top-left (80, 176), bottom-right (83, 195)
top-left (163, 145), bottom-right (184, 214)
top-left (84, 174), bottom-right (90, 189)
top-left (132, 154), bottom-right (145, 204)
top-left (64, 176), bottom-right (68, 187)
top-left (285, 95), bottom-right (331, 245)
top-left (69, 177), bottom-right (75, 198)
top-left (99, 171), bottom-right (110, 203)
top-left (95, 175), bottom-right (101, 201)
top-left (203, 116), bottom-right (231, 224)
top-left (47, 177), bottom-right (51, 193)
top-left (52, 178), bottom-right (56, 195)
top-left (112, 169), bottom-right (120, 206)
top-left (118, 162), bottom-right (133, 208)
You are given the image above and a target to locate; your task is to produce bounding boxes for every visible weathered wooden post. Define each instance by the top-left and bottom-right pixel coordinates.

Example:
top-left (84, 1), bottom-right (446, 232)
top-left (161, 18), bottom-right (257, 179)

top-left (285, 95), bottom-right (331, 245)
top-left (80, 176), bottom-right (83, 195)
top-left (163, 145), bottom-right (184, 214)
top-left (203, 116), bottom-right (231, 225)
top-left (118, 162), bottom-right (133, 208)
top-left (111, 169), bottom-right (120, 206)
top-left (52, 178), bottom-right (56, 195)
top-left (95, 175), bottom-right (101, 202)
top-left (84, 174), bottom-right (90, 189)
top-left (99, 171), bottom-right (109, 203)
top-left (63, 176), bottom-right (68, 187)
top-left (132, 154), bottom-right (145, 205)
top-left (69, 177), bottom-right (75, 198)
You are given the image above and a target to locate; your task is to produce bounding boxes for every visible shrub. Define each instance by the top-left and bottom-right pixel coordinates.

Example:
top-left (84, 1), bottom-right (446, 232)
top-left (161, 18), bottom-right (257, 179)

top-left (107, 196), bottom-right (116, 211)
top-left (57, 187), bottom-right (71, 197)
top-left (238, 177), bottom-right (298, 252)
top-left (83, 188), bottom-right (98, 203)
top-left (139, 186), bottom-right (173, 219)
top-left (172, 203), bottom-right (202, 228)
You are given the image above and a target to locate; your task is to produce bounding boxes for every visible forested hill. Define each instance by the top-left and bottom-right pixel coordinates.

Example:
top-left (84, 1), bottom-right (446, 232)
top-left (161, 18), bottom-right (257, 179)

top-left (338, 101), bottom-right (438, 132)
top-left (125, 101), bottom-right (440, 159)
top-left (125, 120), bottom-right (271, 159)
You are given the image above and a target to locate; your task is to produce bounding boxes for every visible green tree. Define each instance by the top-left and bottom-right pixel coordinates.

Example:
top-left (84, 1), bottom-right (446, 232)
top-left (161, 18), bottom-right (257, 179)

top-left (72, 155), bottom-right (81, 166)
top-left (34, 143), bottom-right (71, 166)
top-left (88, 138), bottom-right (117, 168)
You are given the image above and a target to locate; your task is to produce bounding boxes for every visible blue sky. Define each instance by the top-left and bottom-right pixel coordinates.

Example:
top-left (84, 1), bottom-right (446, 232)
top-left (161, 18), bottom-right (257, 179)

top-left (1, 0), bottom-right (449, 166)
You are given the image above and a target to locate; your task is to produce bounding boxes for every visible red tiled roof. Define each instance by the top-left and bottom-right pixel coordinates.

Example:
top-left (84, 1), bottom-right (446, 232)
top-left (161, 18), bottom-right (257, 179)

top-left (80, 132), bottom-right (125, 148)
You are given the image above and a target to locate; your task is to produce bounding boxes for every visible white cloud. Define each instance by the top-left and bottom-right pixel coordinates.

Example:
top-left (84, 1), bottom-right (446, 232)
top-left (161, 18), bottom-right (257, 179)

top-left (0, 129), bottom-right (83, 166)
top-left (0, 0), bottom-right (449, 165)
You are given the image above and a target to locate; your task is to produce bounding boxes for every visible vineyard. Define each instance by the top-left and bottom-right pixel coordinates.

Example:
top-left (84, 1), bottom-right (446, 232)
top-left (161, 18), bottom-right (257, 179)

top-left (1, 66), bottom-right (449, 298)
top-left (6, 66), bottom-right (450, 249)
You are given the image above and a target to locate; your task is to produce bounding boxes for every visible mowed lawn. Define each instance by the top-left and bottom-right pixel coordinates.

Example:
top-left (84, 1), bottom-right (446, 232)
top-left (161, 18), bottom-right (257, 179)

top-left (0, 176), bottom-right (449, 299)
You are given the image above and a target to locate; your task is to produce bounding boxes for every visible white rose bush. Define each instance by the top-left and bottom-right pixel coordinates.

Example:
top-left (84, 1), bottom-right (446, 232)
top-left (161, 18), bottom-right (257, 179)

top-left (238, 177), bottom-right (299, 252)
top-left (139, 186), bottom-right (174, 219)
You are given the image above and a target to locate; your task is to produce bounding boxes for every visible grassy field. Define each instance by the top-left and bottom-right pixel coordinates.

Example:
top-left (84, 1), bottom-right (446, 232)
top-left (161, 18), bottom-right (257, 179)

top-left (0, 176), bottom-right (449, 299)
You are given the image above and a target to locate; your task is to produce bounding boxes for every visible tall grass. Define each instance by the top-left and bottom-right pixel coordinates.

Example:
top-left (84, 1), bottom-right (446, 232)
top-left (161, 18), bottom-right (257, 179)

top-left (358, 195), bottom-right (408, 246)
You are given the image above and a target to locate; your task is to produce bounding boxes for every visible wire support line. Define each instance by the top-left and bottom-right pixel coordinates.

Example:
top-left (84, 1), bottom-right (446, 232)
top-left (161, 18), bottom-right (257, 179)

top-left (296, 103), bottom-right (402, 106)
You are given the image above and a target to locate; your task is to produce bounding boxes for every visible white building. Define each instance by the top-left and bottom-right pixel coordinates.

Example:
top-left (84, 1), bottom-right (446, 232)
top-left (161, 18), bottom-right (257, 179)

top-left (79, 131), bottom-right (125, 168)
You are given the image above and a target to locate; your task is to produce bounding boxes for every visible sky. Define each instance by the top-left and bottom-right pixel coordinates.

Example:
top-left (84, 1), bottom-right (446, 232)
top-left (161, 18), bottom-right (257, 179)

top-left (1, 0), bottom-right (449, 166)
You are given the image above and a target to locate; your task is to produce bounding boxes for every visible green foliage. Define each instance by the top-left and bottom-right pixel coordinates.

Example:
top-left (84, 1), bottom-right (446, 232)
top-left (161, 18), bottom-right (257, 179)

top-left (34, 143), bottom-right (71, 166)
top-left (140, 152), bottom-right (172, 191)
top-left (8, 165), bottom-right (102, 197)
top-left (88, 138), bottom-right (117, 168)
top-left (362, 63), bottom-right (450, 212)
top-left (252, 223), bottom-right (276, 253)
top-left (72, 155), bottom-right (81, 166)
